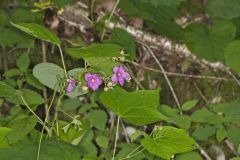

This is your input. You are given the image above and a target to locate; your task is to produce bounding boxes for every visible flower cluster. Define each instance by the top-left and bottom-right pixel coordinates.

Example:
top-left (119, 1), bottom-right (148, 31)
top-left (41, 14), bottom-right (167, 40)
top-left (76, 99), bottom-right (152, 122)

top-left (65, 65), bottom-right (131, 93)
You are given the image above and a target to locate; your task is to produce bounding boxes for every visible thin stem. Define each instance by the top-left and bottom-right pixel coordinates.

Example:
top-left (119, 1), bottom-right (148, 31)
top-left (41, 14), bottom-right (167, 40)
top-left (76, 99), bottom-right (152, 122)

top-left (37, 90), bottom-right (57, 160)
top-left (144, 45), bottom-right (181, 109)
top-left (58, 46), bottom-right (69, 79)
top-left (20, 96), bottom-right (45, 126)
top-left (100, 0), bottom-right (121, 40)
top-left (119, 148), bottom-right (145, 160)
top-left (112, 116), bottom-right (120, 160)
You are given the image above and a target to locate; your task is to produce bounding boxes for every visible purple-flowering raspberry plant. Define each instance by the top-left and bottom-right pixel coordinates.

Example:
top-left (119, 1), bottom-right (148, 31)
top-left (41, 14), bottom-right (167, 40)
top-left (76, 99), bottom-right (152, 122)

top-left (111, 65), bottom-right (131, 86)
top-left (66, 78), bottom-right (77, 93)
top-left (85, 73), bottom-right (103, 91)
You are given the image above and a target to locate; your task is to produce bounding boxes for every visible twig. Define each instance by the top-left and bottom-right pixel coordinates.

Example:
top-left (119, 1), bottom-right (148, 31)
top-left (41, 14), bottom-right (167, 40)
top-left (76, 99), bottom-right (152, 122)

top-left (226, 69), bottom-right (240, 87)
top-left (144, 45), bottom-right (181, 108)
top-left (193, 81), bottom-right (209, 104)
top-left (120, 119), bottom-right (130, 143)
top-left (125, 64), bottom-right (144, 90)
top-left (112, 116), bottom-right (120, 160)
top-left (224, 139), bottom-right (239, 156)
top-left (41, 41), bottom-right (49, 117)
top-left (198, 145), bottom-right (212, 160)
top-left (129, 61), bottom-right (233, 81)
top-left (100, 0), bottom-right (121, 40)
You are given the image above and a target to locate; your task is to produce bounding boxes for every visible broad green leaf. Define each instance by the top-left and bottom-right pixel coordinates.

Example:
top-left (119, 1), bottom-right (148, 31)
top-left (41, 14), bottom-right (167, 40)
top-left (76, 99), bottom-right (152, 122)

top-left (192, 125), bottom-right (216, 141)
top-left (191, 108), bottom-right (225, 124)
top-left (224, 41), bottom-right (240, 75)
top-left (105, 29), bottom-right (136, 60)
top-left (0, 81), bottom-right (16, 97)
top-left (25, 74), bottom-right (45, 90)
top-left (88, 110), bottom-right (108, 130)
top-left (3, 68), bottom-right (22, 78)
top-left (33, 62), bottom-right (64, 91)
top-left (66, 43), bottom-right (122, 59)
top-left (173, 115), bottom-right (191, 130)
top-left (58, 98), bottom-right (82, 111)
top-left (230, 158), bottom-right (240, 160)
top-left (227, 126), bottom-right (240, 146)
top-left (184, 20), bottom-right (236, 61)
top-left (85, 57), bottom-right (119, 76)
top-left (141, 126), bottom-right (196, 159)
top-left (206, 0), bottom-right (240, 19)
top-left (181, 99), bottom-right (198, 111)
top-left (158, 105), bottom-right (178, 117)
top-left (0, 26), bottom-right (34, 48)
top-left (20, 89), bottom-right (45, 106)
top-left (77, 130), bottom-right (97, 157)
top-left (0, 139), bottom-right (82, 160)
top-left (11, 22), bottom-right (60, 45)
top-left (175, 151), bottom-right (203, 160)
top-left (119, 0), bottom-right (183, 40)
top-left (211, 100), bottom-right (240, 117)
top-left (216, 127), bottom-right (227, 142)
top-left (17, 53), bottom-right (30, 72)
top-left (96, 135), bottom-right (108, 149)
top-left (0, 127), bottom-right (12, 148)
top-left (6, 116), bottom-right (38, 144)
top-left (100, 87), bottom-right (168, 126)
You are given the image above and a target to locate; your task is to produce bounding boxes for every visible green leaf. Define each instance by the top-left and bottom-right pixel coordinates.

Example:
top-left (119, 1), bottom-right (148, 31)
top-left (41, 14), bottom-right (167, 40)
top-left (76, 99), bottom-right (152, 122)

top-left (141, 126), bottom-right (196, 159)
top-left (175, 151), bottom-right (203, 160)
top-left (206, 0), bottom-right (240, 19)
top-left (96, 135), bottom-right (108, 149)
top-left (119, 0), bottom-right (183, 41)
top-left (3, 68), bottom-right (22, 78)
top-left (6, 116), bottom-right (38, 144)
top-left (216, 127), bottom-right (227, 142)
top-left (173, 115), bottom-right (191, 130)
top-left (184, 20), bottom-right (236, 61)
top-left (230, 158), bottom-right (240, 160)
top-left (100, 87), bottom-right (168, 126)
top-left (0, 127), bottom-right (12, 148)
top-left (105, 29), bottom-right (136, 60)
top-left (58, 98), bottom-right (82, 111)
top-left (25, 74), bottom-right (45, 90)
top-left (66, 43), bottom-right (122, 59)
top-left (33, 63), bottom-right (64, 91)
top-left (20, 89), bottom-right (45, 106)
top-left (0, 139), bottom-right (82, 160)
top-left (77, 130), bottom-right (97, 156)
top-left (116, 143), bottom-right (145, 160)
top-left (0, 81), bottom-right (16, 98)
top-left (192, 125), bottom-right (216, 141)
top-left (17, 53), bottom-right (30, 72)
top-left (88, 110), bottom-right (108, 130)
top-left (52, 0), bottom-right (76, 8)
top-left (191, 108), bottom-right (224, 124)
top-left (85, 57), bottom-right (119, 76)
top-left (11, 22), bottom-right (60, 45)
top-left (181, 99), bottom-right (198, 111)
top-left (227, 126), bottom-right (240, 146)
top-left (224, 40), bottom-right (240, 75)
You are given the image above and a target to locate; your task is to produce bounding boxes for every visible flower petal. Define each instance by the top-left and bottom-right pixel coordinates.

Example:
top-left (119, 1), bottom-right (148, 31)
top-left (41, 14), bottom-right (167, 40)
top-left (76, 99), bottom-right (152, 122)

top-left (122, 72), bottom-right (130, 80)
top-left (111, 74), bottom-right (118, 82)
top-left (113, 66), bottom-right (119, 73)
top-left (66, 83), bottom-right (74, 93)
top-left (85, 73), bottom-right (92, 81)
top-left (118, 66), bottom-right (125, 73)
top-left (91, 83), bottom-right (100, 91)
top-left (118, 77), bottom-right (125, 86)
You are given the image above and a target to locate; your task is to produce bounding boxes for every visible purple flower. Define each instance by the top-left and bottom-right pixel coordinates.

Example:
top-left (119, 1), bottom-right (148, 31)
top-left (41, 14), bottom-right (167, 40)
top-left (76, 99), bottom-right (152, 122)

top-left (85, 73), bottom-right (103, 91)
top-left (111, 66), bottom-right (130, 86)
top-left (66, 79), bottom-right (77, 93)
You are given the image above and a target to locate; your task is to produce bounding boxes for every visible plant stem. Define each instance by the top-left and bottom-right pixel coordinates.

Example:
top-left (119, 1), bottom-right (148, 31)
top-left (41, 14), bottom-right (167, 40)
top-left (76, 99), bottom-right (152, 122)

top-left (37, 90), bottom-right (57, 160)
top-left (20, 96), bottom-right (45, 126)
top-left (58, 46), bottom-right (68, 79)
top-left (112, 116), bottom-right (120, 160)
top-left (100, 0), bottom-right (121, 40)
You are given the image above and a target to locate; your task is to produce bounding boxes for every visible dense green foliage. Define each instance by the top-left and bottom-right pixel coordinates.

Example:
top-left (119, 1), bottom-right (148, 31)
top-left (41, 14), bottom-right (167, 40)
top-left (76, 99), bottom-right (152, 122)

top-left (0, 0), bottom-right (240, 160)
